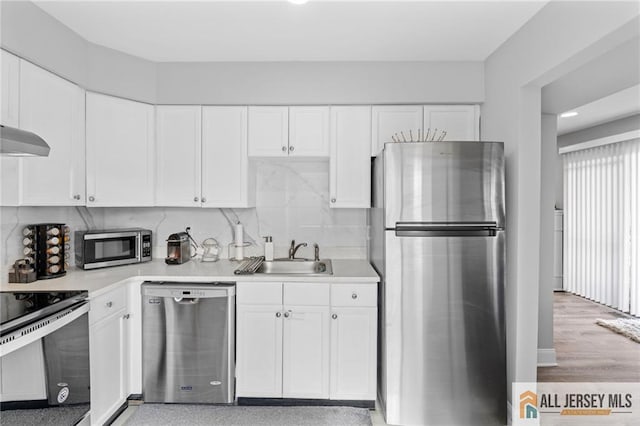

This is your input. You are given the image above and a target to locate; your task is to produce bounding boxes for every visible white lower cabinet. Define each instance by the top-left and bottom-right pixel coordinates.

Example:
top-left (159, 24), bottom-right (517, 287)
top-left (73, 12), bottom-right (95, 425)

top-left (330, 307), bottom-right (377, 400)
top-left (282, 304), bottom-right (330, 399)
top-left (89, 287), bottom-right (129, 426)
top-left (236, 281), bottom-right (376, 402)
top-left (236, 304), bottom-right (283, 397)
top-left (236, 282), bottom-right (330, 399)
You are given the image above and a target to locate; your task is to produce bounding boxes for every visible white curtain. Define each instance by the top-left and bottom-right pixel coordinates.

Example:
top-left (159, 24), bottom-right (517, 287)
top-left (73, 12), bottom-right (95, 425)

top-left (563, 138), bottom-right (640, 316)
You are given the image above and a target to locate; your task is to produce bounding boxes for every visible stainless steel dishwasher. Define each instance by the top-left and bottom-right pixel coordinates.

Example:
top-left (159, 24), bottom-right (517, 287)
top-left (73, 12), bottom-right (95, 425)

top-left (141, 282), bottom-right (235, 404)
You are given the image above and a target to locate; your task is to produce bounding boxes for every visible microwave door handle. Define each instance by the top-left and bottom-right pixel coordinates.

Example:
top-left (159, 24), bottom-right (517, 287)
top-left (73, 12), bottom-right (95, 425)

top-left (136, 233), bottom-right (142, 261)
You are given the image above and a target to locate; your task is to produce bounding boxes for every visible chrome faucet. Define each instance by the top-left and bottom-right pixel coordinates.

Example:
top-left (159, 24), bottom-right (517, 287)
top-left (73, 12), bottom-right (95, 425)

top-left (289, 240), bottom-right (307, 260)
top-left (314, 243), bottom-right (320, 261)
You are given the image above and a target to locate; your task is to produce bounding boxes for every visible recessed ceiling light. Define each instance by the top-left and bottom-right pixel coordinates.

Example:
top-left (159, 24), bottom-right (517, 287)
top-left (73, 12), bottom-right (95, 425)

top-left (560, 111), bottom-right (579, 118)
top-left (288, 0), bottom-right (309, 4)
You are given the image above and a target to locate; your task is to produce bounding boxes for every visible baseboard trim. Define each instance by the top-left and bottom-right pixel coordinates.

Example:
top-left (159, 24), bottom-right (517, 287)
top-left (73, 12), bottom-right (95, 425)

top-left (537, 348), bottom-right (558, 367)
top-left (237, 397), bottom-right (375, 409)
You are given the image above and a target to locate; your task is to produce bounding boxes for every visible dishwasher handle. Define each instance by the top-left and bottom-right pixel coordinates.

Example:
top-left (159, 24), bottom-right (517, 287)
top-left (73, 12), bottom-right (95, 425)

top-left (173, 297), bottom-right (200, 304)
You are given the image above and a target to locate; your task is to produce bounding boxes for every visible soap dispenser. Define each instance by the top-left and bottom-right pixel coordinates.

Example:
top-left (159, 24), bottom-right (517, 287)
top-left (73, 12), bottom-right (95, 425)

top-left (264, 236), bottom-right (274, 261)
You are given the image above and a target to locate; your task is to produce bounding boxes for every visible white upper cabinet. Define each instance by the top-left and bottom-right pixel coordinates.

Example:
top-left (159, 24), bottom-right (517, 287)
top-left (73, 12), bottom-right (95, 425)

top-left (202, 106), bottom-right (254, 207)
top-left (248, 106), bottom-right (329, 157)
top-left (155, 105), bottom-right (202, 207)
top-left (248, 106), bottom-right (288, 157)
top-left (329, 106), bottom-right (371, 208)
top-left (86, 92), bottom-right (155, 207)
top-left (371, 105), bottom-right (423, 156)
top-left (18, 60), bottom-right (85, 206)
top-left (1, 50), bottom-right (20, 206)
top-left (288, 106), bottom-right (329, 157)
top-left (1, 50), bottom-right (20, 127)
top-left (423, 105), bottom-right (480, 141)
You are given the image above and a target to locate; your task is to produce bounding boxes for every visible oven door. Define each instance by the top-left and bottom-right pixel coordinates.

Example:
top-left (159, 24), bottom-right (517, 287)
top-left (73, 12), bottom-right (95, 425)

top-left (82, 231), bottom-right (140, 269)
top-left (0, 302), bottom-right (90, 425)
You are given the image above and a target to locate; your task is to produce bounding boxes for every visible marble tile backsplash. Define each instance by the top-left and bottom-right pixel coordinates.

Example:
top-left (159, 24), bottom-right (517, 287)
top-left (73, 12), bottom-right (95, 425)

top-left (1, 160), bottom-right (368, 268)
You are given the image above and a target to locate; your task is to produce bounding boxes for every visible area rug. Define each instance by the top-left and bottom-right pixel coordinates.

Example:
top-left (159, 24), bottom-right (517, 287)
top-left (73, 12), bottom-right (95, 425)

top-left (595, 318), bottom-right (640, 343)
top-left (123, 404), bottom-right (372, 426)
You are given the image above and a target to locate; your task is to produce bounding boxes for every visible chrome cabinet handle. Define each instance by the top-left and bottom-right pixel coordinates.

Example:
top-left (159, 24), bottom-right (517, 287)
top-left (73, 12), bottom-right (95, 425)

top-left (276, 312), bottom-right (282, 318)
top-left (331, 198), bottom-right (336, 203)
top-left (73, 194), bottom-right (81, 200)
top-left (289, 146), bottom-right (294, 152)
top-left (202, 197), bottom-right (207, 203)
top-left (123, 313), bottom-right (130, 319)
top-left (88, 196), bottom-right (95, 202)
top-left (332, 314), bottom-right (338, 320)
top-left (352, 293), bottom-right (358, 299)
top-left (194, 197), bottom-right (199, 202)
top-left (282, 146), bottom-right (287, 152)
top-left (105, 301), bottom-right (113, 308)
top-left (284, 311), bottom-right (290, 318)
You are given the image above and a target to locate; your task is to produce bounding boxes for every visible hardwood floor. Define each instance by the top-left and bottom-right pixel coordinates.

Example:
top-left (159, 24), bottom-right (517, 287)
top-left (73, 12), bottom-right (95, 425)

top-left (537, 292), bottom-right (640, 382)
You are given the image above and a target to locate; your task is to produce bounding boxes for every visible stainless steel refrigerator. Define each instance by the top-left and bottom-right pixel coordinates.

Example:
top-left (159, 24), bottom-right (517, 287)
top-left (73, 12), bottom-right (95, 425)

top-left (370, 141), bottom-right (506, 426)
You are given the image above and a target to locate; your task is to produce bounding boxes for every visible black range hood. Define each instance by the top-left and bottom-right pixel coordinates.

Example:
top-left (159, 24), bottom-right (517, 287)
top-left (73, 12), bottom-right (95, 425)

top-left (0, 124), bottom-right (50, 157)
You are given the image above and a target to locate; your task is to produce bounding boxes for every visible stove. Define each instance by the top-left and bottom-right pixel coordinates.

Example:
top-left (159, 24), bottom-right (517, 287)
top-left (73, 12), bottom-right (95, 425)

top-left (0, 291), bottom-right (88, 337)
top-left (0, 290), bottom-right (90, 423)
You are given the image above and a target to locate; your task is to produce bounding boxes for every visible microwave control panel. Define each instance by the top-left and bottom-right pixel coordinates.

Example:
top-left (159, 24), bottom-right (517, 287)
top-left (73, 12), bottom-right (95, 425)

top-left (142, 234), bottom-right (152, 259)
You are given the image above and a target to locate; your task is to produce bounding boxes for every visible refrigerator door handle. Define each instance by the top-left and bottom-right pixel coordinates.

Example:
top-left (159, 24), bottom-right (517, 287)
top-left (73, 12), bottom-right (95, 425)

top-left (396, 221), bottom-right (499, 229)
top-left (395, 222), bottom-right (501, 237)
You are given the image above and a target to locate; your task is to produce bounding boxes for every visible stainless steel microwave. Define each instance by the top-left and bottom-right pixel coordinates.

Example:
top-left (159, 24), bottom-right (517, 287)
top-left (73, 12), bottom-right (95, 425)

top-left (75, 228), bottom-right (152, 270)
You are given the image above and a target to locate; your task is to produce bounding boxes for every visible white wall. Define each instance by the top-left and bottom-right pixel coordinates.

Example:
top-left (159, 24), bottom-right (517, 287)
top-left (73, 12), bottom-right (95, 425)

top-left (1, 0), bottom-right (157, 104)
top-left (483, 0), bottom-right (639, 400)
top-left (538, 113), bottom-right (558, 362)
top-left (558, 113), bottom-right (640, 147)
top-left (1, 1), bottom-right (483, 106)
top-left (155, 61), bottom-right (484, 105)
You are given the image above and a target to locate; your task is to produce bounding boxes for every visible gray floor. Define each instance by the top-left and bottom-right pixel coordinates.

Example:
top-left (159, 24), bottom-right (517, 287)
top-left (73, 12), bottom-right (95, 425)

top-left (0, 404), bottom-right (89, 426)
top-left (113, 402), bottom-right (388, 426)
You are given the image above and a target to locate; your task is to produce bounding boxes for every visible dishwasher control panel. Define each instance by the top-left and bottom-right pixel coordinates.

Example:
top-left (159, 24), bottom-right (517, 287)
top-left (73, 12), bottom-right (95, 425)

top-left (141, 282), bottom-right (236, 300)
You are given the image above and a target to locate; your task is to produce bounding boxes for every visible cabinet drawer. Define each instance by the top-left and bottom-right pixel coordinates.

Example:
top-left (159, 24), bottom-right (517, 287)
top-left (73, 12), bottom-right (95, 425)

top-left (284, 283), bottom-right (329, 306)
top-left (237, 282), bottom-right (282, 305)
top-left (331, 284), bottom-right (377, 307)
top-left (90, 286), bottom-right (127, 324)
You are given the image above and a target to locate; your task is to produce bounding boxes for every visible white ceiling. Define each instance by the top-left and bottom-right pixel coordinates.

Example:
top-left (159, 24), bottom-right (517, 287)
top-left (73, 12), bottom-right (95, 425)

top-left (557, 85), bottom-right (640, 135)
top-left (33, 0), bottom-right (548, 62)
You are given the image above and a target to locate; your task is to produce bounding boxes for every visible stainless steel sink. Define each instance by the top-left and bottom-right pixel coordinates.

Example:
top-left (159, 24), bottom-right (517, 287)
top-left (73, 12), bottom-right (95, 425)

top-left (256, 259), bottom-right (333, 275)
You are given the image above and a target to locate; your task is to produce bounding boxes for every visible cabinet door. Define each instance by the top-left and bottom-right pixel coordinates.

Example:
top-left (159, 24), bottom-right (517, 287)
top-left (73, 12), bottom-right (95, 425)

top-left (289, 106), bottom-right (329, 157)
top-left (236, 304), bottom-right (283, 397)
top-left (330, 106), bottom-right (371, 208)
top-left (423, 105), bottom-right (480, 141)
top-left (247, 106), bottom-right (288, 157)
top-left (18, 60), bottom-right (85, 205)
top-left (1, 50), bottom-right (20, 206)
top-left (371, 105), bottom-right (423, 156)
top-left (330, 307), bottom-right (377, 401)
top-left (90, 311), bottom-right (127, 426)
top-left (155, 105), bottom-right (201, 207)
top-left (202, 106), bottom-right (254, 207)
top-left (86, 92), bottom-right (155, 206)
top-left (282, 305), bottom-right (330, 399)
top-left (1, 50), bottom-right (19, 127)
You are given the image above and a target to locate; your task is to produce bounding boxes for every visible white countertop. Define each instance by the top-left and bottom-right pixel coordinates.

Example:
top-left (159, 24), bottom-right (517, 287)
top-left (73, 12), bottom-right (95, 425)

top-left (1, 259), bottom-right (379, 297)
